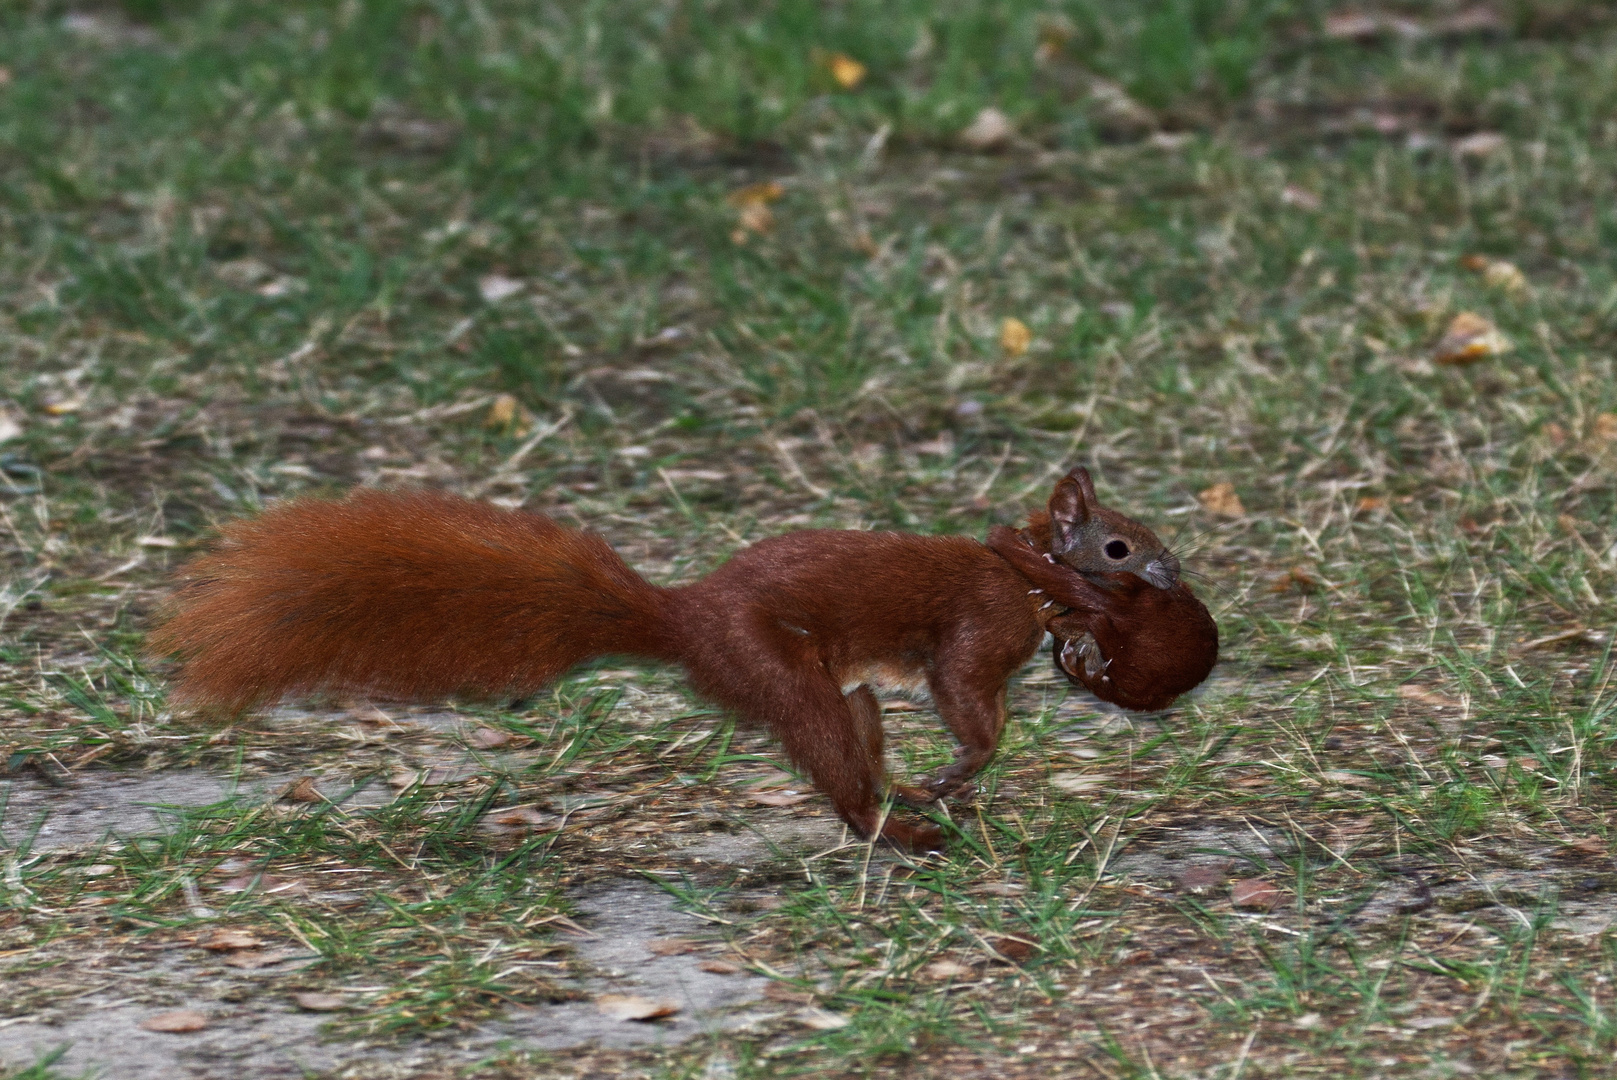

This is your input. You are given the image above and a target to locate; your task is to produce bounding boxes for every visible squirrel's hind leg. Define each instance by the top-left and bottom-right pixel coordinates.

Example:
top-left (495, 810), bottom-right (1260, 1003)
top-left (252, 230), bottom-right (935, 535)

top-left (846, 685), bottom-right (938, 810)
top-left (709, 662), bottom-right (944, 851)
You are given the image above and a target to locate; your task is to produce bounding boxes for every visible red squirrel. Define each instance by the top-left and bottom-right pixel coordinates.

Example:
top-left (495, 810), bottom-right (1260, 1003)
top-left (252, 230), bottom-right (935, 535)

top-left (150, 468), bottom-right (1215, 850)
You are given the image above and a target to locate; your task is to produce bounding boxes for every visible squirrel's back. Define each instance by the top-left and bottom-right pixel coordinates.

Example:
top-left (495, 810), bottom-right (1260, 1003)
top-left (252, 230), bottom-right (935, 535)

top-left (151, 489), bottom-right (676, 713)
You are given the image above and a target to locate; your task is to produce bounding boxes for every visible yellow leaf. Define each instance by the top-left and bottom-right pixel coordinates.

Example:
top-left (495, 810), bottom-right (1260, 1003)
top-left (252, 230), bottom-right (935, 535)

top-left (826, 52), bottom-right (866, 90)
top-left (726, 181), bottom-right (784, 208)
top-left (1198, 482), bottom-right (1245, 518)
top-left (999, 317), bottom-right (1032, 357)
top-left (486, 393), bottom-right (519, 429)
top-left (1432, 311), bottom-right (1511, 365)
top-left (727, 181), bottom-right (783, 242)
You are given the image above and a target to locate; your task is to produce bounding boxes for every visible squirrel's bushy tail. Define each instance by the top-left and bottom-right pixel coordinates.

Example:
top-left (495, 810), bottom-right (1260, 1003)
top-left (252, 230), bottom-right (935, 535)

top-left (150, 489), bottom-right (678, 713)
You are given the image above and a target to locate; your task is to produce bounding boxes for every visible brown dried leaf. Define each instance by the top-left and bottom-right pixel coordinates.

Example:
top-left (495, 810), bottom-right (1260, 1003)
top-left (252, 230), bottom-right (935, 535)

top-left (1231, 878), bottom-right (1283, 911)
top-left (278, 777), bottom-right (323, 804)
top-left (1594, 413), bottom-right (1617, 442)
top-left (989, 936), bottom-right (1038, 963)
top-left (596, 993), bottom-right (680, 1021)
top-left (698, 960), bottom-right (742, 975)
top-left (467, 726), bottom-right (512, 749)
top-left (1175, 862), bottom-right (1230, 895)
top-left (646, 938), bottom-right (701, 957)
top-left (1398, 684), bottom-right (1460, 710)
top-left (490, 805), bottom-right (553, 828)
top-left (141, 1010), bottom-right (209, 1033)
top-left (200, 929), bottom-right (262, 952)
top-left (1197, 482), bottom-right (1245, 518)
top-left (222, 949), bottom-right (297, 970)
top-left (726, 181), bottom-right (784, 208)
top-left (763, 982), bottom-right (816, 1004)
top-left (1432, 310), bottom-right (1512, 364)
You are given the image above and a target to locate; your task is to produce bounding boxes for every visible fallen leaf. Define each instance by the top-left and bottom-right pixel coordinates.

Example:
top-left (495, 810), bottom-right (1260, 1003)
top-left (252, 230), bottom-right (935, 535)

top-left (1454, 131), bottom-right (1506, 157)
top-left (999, 316), bottom-right (1032, 357)
top-left (1049, 772), bottom-right (1105, 794)
top-left (1355, 496), bottom-right (1387, 513)
top-left (596, 993), bottom-right (680, 1021)
top-left (489, 805), bottom-right (553, 828)
top-left (698, 960), bottom-right (741, 975)
top-left (278, 777), bottom-right (324, 804)
top-left (1197, 482), bottom-right (1245, 518)
top-left (1230, 878), bottom-right (1283, 911)
top-left (646, 938), bottom-right (701, 957)
top-left (477, 273), bottom-right (526, 303)
top-left (200, 929), bottom-right (262, 952)
top-left (1034, 17), bottom-right (1074, 62)
top-left (467, 725), bottom-right (512, 749)
top-left (1397, 684), bottom-right (1460, 710)
top-left (1482, 259), bottom-right (1527, 292)
top-left (43, 397), bottom-right (84, 416)
top-left (726, 181), bottom-right (784, 243)
top-left (1281, 185), bottom-right (1322, 211)
top-left (1564, 837), bottom-right (1608, 856)
top-left (825, 52), bottom-right (866, 90)
top-left (293, 992), bottom-right (348, 1012)
top-left (222, 949), bottom-right (297, 970)
top-left (1175, 862), bottom-right (1230, 894)
top-left (921, 959), bottom-right (975, 980)
top-left (749, 789), bottom-right (815, 807)
top-left (1593, 413), bottom-right (1617, 441)
top-left (1088, 79), bottom-right (1156, 140)
top-left (727, 180), bottom-right (784, 208)
top-left (764, 982), bottom-right (816, 1004)
top-left (959, 106), bottom-right (1014, 151)
top-left (990, 936), bottom-right (1038, 963)
top-left (141, 1010), bottom-right (209, 1033)
top-left (485, 394), bottom-right (519, 431)
top-left (1432, 311), bottom-right (1511, 364)
top-left (795, 1007), bottom-right (850, 1030)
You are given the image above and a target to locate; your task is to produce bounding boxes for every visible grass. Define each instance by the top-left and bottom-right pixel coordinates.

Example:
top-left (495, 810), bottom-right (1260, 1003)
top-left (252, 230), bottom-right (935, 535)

top-left (4, 0), bottom-right (1617, 1076)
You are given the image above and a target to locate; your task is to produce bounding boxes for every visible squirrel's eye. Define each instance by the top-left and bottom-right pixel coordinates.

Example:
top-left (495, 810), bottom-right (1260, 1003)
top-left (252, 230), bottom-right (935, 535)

top-left (1104, 540), bottom-right (1130, 560)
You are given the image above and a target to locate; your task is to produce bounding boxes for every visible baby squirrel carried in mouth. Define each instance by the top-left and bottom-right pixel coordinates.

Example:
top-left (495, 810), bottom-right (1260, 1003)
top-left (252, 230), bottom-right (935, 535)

top-left (151, 466), bottom-right (1215, 850)
top-left (986, 467), bottom-right (1218, 713)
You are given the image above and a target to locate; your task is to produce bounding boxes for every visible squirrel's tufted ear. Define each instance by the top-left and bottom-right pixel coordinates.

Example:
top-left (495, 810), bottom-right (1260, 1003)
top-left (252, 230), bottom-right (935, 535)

top-left (1067, 466), bottom-right (1100, 507)
top-left (1048, 473), bottom-right (1092, 551)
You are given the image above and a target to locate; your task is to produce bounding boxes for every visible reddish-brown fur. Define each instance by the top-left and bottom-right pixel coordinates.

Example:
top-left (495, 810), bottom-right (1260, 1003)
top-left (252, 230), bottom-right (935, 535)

top-left (153, 480), bottom-right (1216, 850)
top-left (986, 522), bottom-right (1218, 712)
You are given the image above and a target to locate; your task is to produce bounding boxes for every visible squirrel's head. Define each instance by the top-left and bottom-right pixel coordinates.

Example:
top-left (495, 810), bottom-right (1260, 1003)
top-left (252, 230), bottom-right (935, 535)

top-left (1048, 467), bottom-right (1179, 590)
